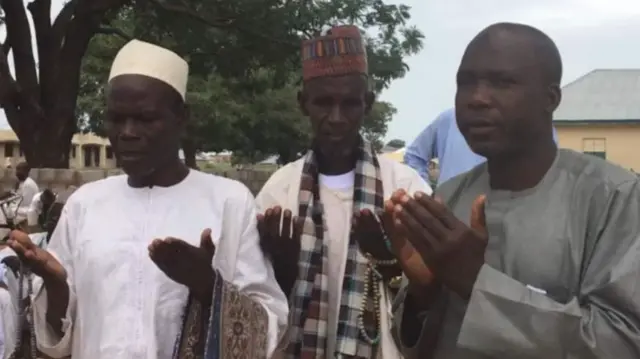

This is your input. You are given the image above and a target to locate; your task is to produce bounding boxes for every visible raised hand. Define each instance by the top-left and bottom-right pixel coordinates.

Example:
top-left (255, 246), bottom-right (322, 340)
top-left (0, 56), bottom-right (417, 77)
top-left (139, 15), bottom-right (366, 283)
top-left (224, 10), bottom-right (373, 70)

top-left (382, 190), bottom-right (434, 286)
top-left (7, 229), bottom-right (66, 283)
top-left (392, 191), bottom-right (488, 299)
top-left (350, 207), bottom-right (403, 285)
top-left (352, 208), bottom-right (395, 260)
top-left (148, 228), bottom-right (216, 302)
top-left (256, 206), bottom-right (302, 297)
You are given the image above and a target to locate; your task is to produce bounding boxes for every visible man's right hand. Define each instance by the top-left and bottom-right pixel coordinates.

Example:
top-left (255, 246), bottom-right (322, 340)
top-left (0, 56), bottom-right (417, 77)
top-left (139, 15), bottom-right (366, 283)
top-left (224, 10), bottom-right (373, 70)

top-left (256, 206), bottom-right (302, 298)
top-left (8, 229), bottom-right (70, 336)
top-left (7, 229), bottom-right (67, 283)
top-left (382, 190), bottom-right (434, 286)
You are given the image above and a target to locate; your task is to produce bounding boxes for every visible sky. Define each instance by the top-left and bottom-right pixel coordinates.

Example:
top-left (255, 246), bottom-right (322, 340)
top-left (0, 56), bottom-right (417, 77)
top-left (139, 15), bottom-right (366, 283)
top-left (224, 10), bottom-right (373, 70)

top-left (380, 0), bottom-right (640, 142)
top-left (2, 0), bottom-right (640, 144)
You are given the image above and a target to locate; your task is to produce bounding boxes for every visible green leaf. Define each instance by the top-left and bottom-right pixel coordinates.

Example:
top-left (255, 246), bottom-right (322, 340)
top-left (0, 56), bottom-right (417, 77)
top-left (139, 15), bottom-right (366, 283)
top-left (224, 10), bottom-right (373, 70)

top-left (77, 0), bottom-right (424, 163)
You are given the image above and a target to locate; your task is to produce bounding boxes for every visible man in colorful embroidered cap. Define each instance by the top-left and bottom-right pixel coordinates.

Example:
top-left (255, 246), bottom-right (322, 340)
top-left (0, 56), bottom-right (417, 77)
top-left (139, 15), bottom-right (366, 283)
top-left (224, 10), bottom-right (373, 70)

top-left (256, 25), bottom-right (433, 358)
top-left (389, 22), bottom-right (640, 358)
top-left (6, 39), bottom-right (288, 359)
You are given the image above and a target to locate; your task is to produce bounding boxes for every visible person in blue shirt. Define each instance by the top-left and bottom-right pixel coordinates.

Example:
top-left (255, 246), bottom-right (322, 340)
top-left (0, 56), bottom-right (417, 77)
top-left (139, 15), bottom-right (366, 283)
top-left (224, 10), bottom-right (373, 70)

top-left (404, 107), bottom-right (557, 185)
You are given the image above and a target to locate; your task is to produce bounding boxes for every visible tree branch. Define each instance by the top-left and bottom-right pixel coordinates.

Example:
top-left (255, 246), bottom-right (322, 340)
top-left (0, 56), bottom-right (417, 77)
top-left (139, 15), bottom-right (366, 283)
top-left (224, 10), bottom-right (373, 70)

top-left (2, 34), bottom-right (11, 56)
top-left (27, 0), bottom-right (52, 108)
top-left (51, 0), bottom-right (127, 46)
top-left (0, 44), bottom-right (41, 136)
top-left (96, 26), bottom-right (133, 41)
top-left (147, 0), bottom-right (234, 28)
top-left (87, 0), bottom-right (131, 13)
top-left (51, 0), bottom-right (78, 43)
top-left (1, 0), bottom-right (39, 100)
top-left (52, 0), bottom-right (130, 135)
top-left (27, 0), bottom-right (52, 47)
top-left (153, 0), bottom-right (300, 50)
top-left (0, 44), bottom-right (19, 107)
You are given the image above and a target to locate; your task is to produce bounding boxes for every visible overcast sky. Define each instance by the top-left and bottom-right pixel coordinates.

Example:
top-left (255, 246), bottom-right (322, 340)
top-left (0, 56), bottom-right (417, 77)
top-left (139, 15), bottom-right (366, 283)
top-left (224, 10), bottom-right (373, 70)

top-left (2, 0), bottom-right (640, 145)
top-left (381, 0), bottom-right (640, 142)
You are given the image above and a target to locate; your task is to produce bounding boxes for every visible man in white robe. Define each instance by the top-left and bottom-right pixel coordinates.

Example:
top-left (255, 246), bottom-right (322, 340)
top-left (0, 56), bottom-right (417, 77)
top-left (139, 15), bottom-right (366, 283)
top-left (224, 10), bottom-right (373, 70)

top-left (15, 163), bottom-right (39, 222)
top-left (22, 189), bottom-right (55, 229)
top-left (256, 26), bottom-right (431, 358)
top-left (7, 39), bottom-right (288, 359)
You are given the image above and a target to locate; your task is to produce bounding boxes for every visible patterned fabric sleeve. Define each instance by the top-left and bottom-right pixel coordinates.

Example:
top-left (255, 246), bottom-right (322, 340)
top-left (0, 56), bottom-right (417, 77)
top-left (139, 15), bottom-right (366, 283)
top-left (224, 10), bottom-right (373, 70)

top-left (173, 270), bottom-right (269, 359)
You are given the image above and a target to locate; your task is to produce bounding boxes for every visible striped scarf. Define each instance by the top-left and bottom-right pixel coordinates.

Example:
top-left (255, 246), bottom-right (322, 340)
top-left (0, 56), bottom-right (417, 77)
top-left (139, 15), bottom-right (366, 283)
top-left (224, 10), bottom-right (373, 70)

top-left (283, 139), bottom-right (384, 358)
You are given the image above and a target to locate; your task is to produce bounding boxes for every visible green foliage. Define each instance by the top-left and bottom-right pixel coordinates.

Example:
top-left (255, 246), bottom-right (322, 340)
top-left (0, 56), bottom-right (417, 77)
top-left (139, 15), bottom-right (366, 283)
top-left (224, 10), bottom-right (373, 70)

top-left (77, 0), bottom-right (423, 162)
top-left (363, 101), bottom-right (396, 152)
top-left (385, 138), bottom-right (406, 149)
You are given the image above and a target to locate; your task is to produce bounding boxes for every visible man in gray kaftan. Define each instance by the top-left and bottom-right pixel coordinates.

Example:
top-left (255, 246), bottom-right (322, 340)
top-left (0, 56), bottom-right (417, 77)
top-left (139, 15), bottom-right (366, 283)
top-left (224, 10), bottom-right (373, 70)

top-left (390, 22), bottom-right (640, 359)
top-left (393, 150), bottom-right (640, 358)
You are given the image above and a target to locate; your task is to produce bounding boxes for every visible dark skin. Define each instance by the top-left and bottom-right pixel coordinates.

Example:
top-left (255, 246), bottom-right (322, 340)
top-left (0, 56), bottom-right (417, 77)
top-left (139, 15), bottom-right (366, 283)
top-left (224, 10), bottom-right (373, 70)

top-left (105, 75), bottom-right (190, 187)
top-left (391, 192), bottom-right (487, 300)
top-left (391, 24), bottom-right (563, 349)
top-left (37, 189), bottom-right (56, 229)
top-left (6, 230), bottom-right (68, 336)
top-left (43, 202), bottom-right (64, 241)
top-left (257, 74), bottom-right (401, 297)
top-left (8, 75), bottom-right (216, 335)
top-left (257, 207), bottom-right (302, 297)
top-left (15, 162), bottom-right (29, 182)
top-left (301, 74), bottom-right (373, 175)
top-left (455, 24), bottom-right (560, 191)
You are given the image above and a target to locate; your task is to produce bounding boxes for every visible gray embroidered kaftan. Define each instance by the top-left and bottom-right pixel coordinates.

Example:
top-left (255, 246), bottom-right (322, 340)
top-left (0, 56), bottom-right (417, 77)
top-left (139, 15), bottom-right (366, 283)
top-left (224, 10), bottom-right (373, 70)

top-left (393, 149), bottom-right (640, 359)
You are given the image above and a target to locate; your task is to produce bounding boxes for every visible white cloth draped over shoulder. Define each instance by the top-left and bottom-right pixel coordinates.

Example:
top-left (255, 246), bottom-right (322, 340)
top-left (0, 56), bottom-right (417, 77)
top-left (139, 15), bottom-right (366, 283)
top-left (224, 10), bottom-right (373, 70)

top-left (256, 156), bottom-right (432, 358)
top-left (29, 170), bottom-right (288, 359)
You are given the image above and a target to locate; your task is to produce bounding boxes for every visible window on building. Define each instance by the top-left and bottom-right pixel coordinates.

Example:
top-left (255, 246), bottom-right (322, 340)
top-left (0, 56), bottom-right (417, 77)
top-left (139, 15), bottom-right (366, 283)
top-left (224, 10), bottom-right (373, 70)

top-left (70, 145), bottom-right (77, 158)
top-left (4, 143), bottom-right (13, 157)
top-left (582, 138), bottom-right (606, 159)
top-left (106, 146), bottom-right (114, 159)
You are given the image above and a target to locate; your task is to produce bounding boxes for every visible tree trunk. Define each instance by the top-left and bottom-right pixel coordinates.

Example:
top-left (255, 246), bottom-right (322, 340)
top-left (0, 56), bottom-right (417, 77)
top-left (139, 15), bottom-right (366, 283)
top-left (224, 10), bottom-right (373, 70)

top-left (0, 0), bottom-right (130, 168)
top-left (19, 116), bottom-right (75, 168)
top-left (0, 0), bottom-right (216, 168)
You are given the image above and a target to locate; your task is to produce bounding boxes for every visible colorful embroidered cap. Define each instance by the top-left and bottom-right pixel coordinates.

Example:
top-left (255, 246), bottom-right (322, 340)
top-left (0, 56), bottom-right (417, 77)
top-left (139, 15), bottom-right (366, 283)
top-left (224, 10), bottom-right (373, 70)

top-left (301, 25), bottom-right (368, 81)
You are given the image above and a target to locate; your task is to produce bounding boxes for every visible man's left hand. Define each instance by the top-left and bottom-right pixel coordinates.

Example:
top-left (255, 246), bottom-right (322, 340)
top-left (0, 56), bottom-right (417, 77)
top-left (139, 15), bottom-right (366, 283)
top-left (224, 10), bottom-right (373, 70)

top-left (149, 228), bottom-right (216, 303)
top-left (353, 208), bottom-right (394, 260)
top-left (353, 208), bottom-right (402, 282)
top-left (391, 192), bottom-right (488, 300)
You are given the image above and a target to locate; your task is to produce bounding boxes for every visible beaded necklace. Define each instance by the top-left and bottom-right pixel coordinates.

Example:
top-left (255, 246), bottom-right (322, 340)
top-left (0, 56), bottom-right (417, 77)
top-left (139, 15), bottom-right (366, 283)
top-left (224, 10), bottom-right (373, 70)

top-left (358, 253), bottom-right (398, 345)
top-left (356, 212), bottom-right (401, 346)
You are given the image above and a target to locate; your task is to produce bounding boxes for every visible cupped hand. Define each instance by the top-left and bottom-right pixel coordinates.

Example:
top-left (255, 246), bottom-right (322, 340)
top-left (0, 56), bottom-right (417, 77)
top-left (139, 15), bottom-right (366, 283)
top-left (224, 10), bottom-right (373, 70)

top-left (256, 206), bottom-right (303, 297)
top-left (391, 190), bottom-right (488, 299)
top-left (148, 228), bottom-right (216, 302)
top-left (352, 208), bottom-right (395, 260)
top-left (7, 229), bottom-right (66, 282)
top-left (256, 206), bottom-right (302, 261)
top-left (383, 189), bottom-right (434, 286)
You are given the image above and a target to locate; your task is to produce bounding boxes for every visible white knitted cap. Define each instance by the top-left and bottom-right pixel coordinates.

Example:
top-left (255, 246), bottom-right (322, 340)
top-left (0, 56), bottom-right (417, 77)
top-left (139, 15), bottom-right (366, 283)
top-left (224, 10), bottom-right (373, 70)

top-left (108, 39), bottom-right (189, 100)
